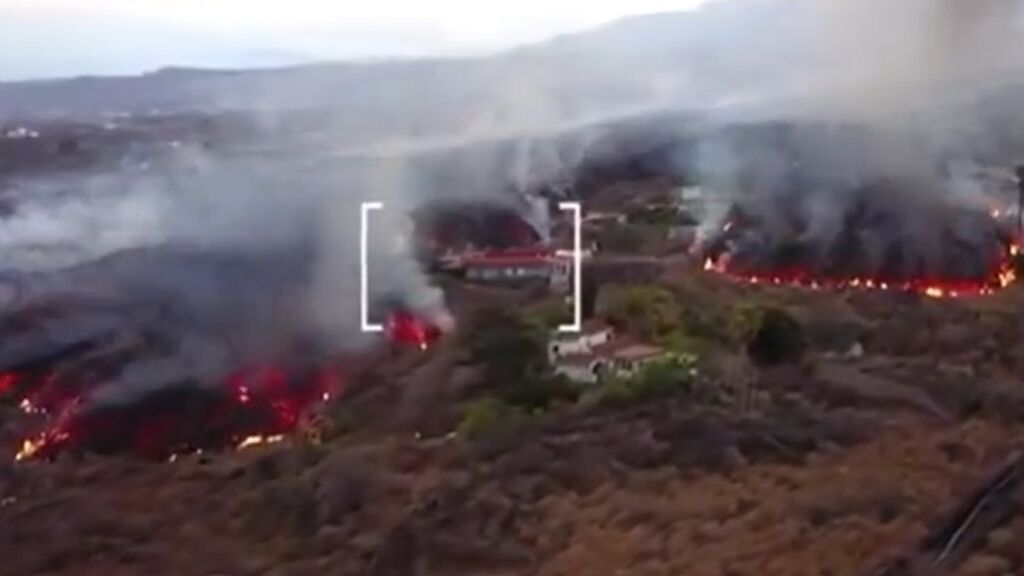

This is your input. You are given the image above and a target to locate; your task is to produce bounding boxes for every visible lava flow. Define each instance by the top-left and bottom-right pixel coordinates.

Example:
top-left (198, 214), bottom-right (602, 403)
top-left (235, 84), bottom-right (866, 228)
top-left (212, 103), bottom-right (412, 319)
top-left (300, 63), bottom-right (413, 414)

top-left (385, 310), bottom-right (443, 351)
top-left (702, 238), bottom-right (1020, 298)
top-left (13, 364), bottom-right (343, 462)
top-left (699, 199), bottom-right (1023, 299)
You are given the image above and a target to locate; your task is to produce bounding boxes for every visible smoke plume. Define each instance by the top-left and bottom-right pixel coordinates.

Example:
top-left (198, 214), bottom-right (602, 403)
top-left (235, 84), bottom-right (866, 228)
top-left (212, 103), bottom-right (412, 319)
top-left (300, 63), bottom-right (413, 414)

top-left (694, 0), bottom-right (1024, 279)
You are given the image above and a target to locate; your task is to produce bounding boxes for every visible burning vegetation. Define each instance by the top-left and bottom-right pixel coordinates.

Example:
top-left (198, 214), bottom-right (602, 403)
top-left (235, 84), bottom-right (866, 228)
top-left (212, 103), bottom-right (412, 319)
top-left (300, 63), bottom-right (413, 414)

top-left (9, 363), bottom-right (342, 462)
top-left (3, 306), bottom-right (448, 462)
top-left (384, 310), bottom-right (443, 352)
top-left (9, 362), bottom-right (339, 461)
top-left (698, 178), bottom-right (1023, 299)
top-left (414, 202), bottom-right (543, 253)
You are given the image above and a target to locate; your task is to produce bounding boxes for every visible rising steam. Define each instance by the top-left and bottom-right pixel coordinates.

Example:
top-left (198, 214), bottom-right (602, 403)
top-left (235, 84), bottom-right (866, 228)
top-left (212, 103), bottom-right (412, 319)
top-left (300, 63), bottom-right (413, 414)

top-left (693, 0), bottom-right (1024, 281)
top-left (2, 0), bottom-right (1024, 412)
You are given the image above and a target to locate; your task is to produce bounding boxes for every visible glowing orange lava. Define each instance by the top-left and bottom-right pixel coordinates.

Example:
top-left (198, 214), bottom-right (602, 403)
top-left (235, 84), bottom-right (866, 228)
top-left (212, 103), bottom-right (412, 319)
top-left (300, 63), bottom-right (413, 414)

top-left (15, 428), bottom-right (70, 462)
top-left (703, 242), bottom-right (1020, 298)
top-left (386, 310), bottom-right (442, 351)
top-left (12, 365), bottom-right (345, 462)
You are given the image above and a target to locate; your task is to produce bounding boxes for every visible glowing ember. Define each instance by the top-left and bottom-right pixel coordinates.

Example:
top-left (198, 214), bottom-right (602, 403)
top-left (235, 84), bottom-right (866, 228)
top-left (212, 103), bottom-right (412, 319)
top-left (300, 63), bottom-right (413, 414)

top-left (0, 373), bottom-right (17, 396)
top-left (15, 428), bottom-right (70, 462)
top-left (237, 434), bottom-right (285, 450)
top-left (19, 398), bottom-right (40, 415)
top-left (700, 206), bottom-right (1019, 297)
top-left (702, 240), bottom-right (1020, 299)
top-left (12, 364), bottom-right (345, 462)
top-left (14, 439), bottom-right (40, 462)
top-left (21, 373), bottom-right (92, 416)
top-left (386, 310), bottom-right (442, 351)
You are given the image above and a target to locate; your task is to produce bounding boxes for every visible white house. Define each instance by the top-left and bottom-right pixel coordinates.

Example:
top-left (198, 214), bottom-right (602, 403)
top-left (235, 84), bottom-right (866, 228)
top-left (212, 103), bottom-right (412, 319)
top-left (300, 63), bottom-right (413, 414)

top-left (605, 344), bottom-right (667, 377)
top-left (549, 322), bottom-right (666, 385)
top-left (548, 320), bottom-right (615, 363)
top-left (554, 354), bottom-right (608, 385)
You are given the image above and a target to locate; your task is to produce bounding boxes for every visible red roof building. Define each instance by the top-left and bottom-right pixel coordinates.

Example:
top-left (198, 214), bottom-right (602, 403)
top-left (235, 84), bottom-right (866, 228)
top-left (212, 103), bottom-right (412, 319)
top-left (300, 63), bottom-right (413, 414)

top-left (460, 248), bottom-right (572, 286)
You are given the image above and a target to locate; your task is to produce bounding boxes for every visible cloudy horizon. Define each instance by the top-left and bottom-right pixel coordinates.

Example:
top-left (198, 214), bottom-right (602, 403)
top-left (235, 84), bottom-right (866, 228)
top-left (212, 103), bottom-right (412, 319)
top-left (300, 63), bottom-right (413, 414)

top-left (0, 0), bottom-right (714, 81)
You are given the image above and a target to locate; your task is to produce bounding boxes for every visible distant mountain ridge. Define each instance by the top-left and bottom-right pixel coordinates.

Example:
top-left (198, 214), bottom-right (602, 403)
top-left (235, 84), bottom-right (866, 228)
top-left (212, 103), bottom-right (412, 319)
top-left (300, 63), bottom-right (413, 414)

top-left (0, 2), bottom-right (799, 120)
top-left (1, 0), bottom-right (1021, 154)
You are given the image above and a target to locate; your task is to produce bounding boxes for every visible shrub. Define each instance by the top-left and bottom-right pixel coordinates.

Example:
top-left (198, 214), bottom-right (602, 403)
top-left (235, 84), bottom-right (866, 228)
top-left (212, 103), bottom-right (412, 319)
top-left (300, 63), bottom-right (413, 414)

top-left (468, 306), bottom-right (550, 391)
top-left (727, 303), bottom-right (766, 344)
top-left (592, 355), bottom-right (698, 408)
top-left (599, 286), bottom-right (681, 340)
top-left (747, 308), bottom-right (806, 366)
top-left (499, 373), bottom-right (581, 411)
top-left (526, 297), bottom-right (573, 329)
top-left (658, 328), bottom-right (713, 357)
top-left (679, 306), bottom-right (732, 344)
top-left (457, 398), bottom-right (534, 440)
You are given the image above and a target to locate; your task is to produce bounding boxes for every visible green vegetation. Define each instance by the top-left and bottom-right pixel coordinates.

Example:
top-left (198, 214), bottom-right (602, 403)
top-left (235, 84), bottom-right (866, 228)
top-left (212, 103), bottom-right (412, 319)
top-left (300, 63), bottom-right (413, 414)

top-left (458, 306), bottom-right (587, 439)
top-left (677, 305), bottom-right (734, 345)
top-left (586, 354), bottom-right (699, 409)
top-left (500, 373), bottom-right (580, 412)
top-left (457, 398), bottom-right (536, 440)
top-left (525, 296), bottom-right (573, 329)
top-left (468, 306), bottom-right (551, 391)
top-left (727, 302), bottom-right (767, 345)
top-left (599, 286), bottom-right (681, 341)
top-left (598, 285), bottom-right (733, 358)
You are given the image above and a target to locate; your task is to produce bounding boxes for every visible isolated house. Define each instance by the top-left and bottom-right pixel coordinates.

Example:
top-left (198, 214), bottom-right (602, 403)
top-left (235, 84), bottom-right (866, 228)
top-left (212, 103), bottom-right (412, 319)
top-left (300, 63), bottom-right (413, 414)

top-left (548, 320), bottom-right (614, 361)
top-left (549, 322), bottom-right (666, 384)
top-left (605, 343), bottom-right (666, 376)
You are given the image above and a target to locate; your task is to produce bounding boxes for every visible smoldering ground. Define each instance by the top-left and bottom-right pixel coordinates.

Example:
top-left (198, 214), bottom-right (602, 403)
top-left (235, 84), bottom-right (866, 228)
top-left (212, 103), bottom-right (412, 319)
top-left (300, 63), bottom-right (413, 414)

top-left (692, 0), bottom-right (1024, 279)
top-left (3, 0), bottom-right (1024, 414)
top-left (0, 117), bottom-right (618, 408)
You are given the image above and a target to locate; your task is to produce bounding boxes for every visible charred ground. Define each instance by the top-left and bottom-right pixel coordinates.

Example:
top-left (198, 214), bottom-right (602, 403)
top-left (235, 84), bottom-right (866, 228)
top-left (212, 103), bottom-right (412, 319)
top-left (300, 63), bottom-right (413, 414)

top-left (2, 112), bottom-right (1024, 576)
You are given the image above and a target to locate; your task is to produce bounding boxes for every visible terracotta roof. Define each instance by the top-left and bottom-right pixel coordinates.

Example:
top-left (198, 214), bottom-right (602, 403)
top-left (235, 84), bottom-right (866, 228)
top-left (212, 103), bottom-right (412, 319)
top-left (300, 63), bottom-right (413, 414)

top-left (556, 354), bottom-right (604, 368)
top-left (613, 344), bottom-right (665, 362)
top-left (556, 344), bottom-right (664, 369)
top-left (590, 338), bottom-right (665, 361)
top-left (590, 338), bottom-right (635, 357)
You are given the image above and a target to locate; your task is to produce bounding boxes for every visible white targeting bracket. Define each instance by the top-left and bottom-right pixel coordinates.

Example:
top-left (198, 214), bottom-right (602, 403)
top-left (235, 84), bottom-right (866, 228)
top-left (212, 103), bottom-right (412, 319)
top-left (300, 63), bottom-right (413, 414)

top-left (360, 201), bottom-right (384, 333)
top-left (558, 202), bottom-right (583, 334)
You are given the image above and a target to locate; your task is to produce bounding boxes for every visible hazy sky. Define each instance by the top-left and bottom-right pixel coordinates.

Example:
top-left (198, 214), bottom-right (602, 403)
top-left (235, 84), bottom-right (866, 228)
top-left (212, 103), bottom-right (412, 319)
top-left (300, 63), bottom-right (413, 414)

top-left (0, 0), bottom-right (712, 81)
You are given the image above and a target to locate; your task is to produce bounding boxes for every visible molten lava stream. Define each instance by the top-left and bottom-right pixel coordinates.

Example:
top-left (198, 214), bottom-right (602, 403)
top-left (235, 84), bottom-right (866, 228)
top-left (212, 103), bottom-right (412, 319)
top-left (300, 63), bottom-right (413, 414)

top-left (13, 364), bottom-right (344, 462)
top-left (385, 311), bottom-right (442, 351)
top-left (702, 243), bottom-right (1020, 299)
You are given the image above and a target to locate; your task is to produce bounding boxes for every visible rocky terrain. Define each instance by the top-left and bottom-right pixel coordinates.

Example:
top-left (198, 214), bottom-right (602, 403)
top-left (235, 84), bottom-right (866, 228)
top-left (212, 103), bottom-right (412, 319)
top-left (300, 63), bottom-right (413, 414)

top-left (2, 250), bottom-right (1024, 575)
top-left (2, 6), bottom-right (1024, 567)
